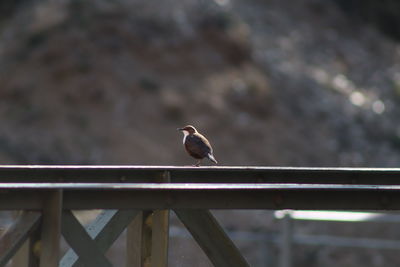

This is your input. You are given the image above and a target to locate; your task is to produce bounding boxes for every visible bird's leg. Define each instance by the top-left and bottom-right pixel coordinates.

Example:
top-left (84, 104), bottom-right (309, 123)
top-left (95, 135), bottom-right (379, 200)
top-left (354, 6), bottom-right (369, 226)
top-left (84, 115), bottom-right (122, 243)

top-left (195, 159), bottom-right (202, 167)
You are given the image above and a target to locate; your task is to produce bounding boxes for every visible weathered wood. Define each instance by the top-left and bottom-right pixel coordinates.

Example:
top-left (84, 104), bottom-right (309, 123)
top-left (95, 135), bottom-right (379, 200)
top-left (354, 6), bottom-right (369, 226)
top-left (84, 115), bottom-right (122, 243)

top-left (126, 212), bottom-right (142, 267)
top-left (28, 225), bottom-right (42, 267)
top-left (2, 185), bottom-right (400, 210)
top-left (10, 226), bottom-right (41, 267)
top-left (174, 209), bottom-right (249, 267)
top-left (12, 241), bottom-right (30, 267)
top-left (4, 183), bottom-right (400, 190)
top-left (0, 211), bottom-right (41, 266)
top-left (151, 210), bottom-right (169, 267)
top-left (40, 190), bottom-right (63, 267)
top-left (126, 211), bottom-right (153, 267)
top-left (126, 171), bottom-right (171, 267)
top-left (61, 210), bottom-right (112, 267)
top-left (61, 185), bottom-right (400, 210)
top-left (3, 165), bottom-right (400, 267)
top-left (60, 209), bottom-right (140, 267)
top-left (0, 165), bottom-right (399, 185)
top-left (151, 170), bottom-right (170, 267)
top-left (141, 212), bottom-right (153, 267)
top-left (6, 165), bottom-right (400, 267)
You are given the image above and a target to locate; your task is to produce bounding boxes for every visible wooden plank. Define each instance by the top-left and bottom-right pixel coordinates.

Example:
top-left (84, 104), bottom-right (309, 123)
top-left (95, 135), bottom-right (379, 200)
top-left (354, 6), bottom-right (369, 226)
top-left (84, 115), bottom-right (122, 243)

top-left (126, 212), bottom-right (142, 267)
top-left (78, 209), bottom-right (139, 266)
top-left (12, 240), bottom-right (30, 267)
top-left (0, 165), bottom-right (399, 185)
top-left (151, 170), bottom-right (170, 267)
top-left (2, 186), bottom-right (400, 210)
top-left (126, 211), bottom-right (153, 267)
top-left (174, 209), bottom-right (249, 267)
top-left (62, 189), bottom-right (400, 210)
top-left (4, 183), bottom-right (400, 190)
top-left (5, 183), bottom-right (400, 190)
top-left (28, 225), bottom-right (42, 267)
top-left (12, 226), bottom-right (42, 267)
top-left (60, 209), bottom-right (139, 267)
top-left (61, 210), bottom-right (112, 267)
top-left (2, 187), bottom-right (400, 210)
top-left (60, 210), bottom-right (116, 267)
top-left (0, 211), bottom-right (41, 266)
top-left (151, 210), bottom-right (169, 267)
top-left (40, 190), bottom-right (63, 267)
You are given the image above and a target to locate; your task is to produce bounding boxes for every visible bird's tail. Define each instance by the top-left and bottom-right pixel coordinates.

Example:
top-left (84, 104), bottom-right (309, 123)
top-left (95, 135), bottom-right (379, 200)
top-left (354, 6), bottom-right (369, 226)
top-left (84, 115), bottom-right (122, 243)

top-left (207, 153), bottom-right (218, 164)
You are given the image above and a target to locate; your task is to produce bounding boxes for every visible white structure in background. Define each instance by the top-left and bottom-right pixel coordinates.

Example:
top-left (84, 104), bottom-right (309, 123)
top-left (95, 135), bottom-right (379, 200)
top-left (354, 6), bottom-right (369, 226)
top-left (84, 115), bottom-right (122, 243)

top-left (274, 210), bottom-right (400, 267)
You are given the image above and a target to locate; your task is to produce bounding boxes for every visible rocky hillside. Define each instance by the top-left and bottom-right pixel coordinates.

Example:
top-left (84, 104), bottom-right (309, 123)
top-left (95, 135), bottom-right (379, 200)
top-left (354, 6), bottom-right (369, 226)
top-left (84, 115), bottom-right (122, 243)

top-left (0, 0), bottom-right (400, 167)
top-left (2, 0), bottom-right (400, 266)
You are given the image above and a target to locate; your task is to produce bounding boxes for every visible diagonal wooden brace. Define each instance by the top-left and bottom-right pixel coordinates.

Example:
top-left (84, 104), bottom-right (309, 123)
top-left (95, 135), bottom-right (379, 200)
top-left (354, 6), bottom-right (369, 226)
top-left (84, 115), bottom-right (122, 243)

top-left (61, 210), bottom-right (112, 267)
top-left (174, 209), bottom-right (249, 267)
top-left (60, 209), bottom-right (140, 267)
top-left (0, 211), bottom-right (41, 266)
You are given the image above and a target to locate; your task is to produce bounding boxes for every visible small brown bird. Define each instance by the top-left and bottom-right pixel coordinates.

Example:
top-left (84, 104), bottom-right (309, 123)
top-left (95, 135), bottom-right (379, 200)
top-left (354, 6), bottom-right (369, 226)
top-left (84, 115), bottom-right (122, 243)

top-left (178, 125), bottom-right (217, 166)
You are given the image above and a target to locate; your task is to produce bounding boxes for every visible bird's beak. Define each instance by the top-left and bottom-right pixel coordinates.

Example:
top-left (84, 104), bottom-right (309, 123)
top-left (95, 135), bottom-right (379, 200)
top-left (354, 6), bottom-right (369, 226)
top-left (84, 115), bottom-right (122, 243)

top-left (177, 128), bottom-right (183, 131)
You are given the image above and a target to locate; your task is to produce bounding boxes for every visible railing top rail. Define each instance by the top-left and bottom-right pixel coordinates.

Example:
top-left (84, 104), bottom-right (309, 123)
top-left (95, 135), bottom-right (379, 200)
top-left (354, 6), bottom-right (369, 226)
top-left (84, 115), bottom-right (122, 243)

top-left (0, 165), bottom-right (400, 171)
top-left (0, 166), bottom-right (398, 210)
top-left (0, 182), bottom-right (399, 191)
top-left (0, 165), bottom-right (399, 184)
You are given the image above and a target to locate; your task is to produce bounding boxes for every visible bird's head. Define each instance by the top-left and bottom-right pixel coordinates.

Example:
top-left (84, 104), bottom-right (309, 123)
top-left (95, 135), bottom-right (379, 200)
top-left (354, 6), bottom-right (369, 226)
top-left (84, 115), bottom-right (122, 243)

top-left (177, 125), bottom-right (197, 135)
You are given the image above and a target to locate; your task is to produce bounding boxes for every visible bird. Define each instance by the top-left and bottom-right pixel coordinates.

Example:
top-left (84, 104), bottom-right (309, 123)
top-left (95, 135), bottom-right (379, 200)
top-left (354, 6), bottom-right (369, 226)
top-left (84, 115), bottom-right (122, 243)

top-left (177, 125), bottom-right (217, 166)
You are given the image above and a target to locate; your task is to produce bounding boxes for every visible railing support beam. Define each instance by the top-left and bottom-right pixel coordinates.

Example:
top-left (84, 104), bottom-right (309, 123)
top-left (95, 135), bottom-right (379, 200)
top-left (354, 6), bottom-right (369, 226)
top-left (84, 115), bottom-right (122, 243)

top-left (40, 190), bottom-right (63, 267)
top-left (62, 210), bottom-right (112, 267)
top-left (0, 211), bottom-right (41, 266)
top-left (174, 209), bottom-right (249, 267)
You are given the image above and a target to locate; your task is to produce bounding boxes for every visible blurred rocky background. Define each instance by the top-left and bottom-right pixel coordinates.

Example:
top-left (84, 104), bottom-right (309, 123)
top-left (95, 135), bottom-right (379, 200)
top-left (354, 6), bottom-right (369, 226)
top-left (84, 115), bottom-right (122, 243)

top-left (2, 0), bottom-right (400, 266)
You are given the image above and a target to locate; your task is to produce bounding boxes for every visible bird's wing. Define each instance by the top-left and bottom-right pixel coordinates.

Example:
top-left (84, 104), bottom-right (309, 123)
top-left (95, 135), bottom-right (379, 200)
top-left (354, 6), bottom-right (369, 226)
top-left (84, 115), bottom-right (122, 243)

top-left (185, 134), bottom-right (212, 159)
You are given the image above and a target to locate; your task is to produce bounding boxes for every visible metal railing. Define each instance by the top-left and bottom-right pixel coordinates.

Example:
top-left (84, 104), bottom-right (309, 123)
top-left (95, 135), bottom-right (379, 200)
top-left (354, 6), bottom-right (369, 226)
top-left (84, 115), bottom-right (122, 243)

top-left (0, 165), bottom-right (400, 267)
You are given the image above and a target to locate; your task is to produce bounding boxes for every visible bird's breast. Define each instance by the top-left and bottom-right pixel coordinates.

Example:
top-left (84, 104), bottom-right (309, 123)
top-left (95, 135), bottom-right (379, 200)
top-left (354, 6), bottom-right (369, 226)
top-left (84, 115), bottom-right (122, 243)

top-left (182, 132), bottom-right (189, 145)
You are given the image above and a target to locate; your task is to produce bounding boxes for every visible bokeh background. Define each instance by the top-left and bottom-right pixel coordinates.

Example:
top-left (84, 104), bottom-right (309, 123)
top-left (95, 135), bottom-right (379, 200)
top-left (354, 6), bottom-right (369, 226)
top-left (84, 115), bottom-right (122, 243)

top-left (2, 0), bottom-right (400, 266)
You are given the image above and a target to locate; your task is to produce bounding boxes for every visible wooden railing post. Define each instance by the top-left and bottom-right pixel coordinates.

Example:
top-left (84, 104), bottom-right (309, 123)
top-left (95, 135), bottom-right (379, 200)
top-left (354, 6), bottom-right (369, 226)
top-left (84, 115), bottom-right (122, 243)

top-left (126, 171), bottom-right (170, 267)
top-left (151, 209), bottom-right (169, 267)
top-left (4, 166), bottom-right (399, 267)
top-left (151, 171), bottom-right (170, 267)
top-left (126, 210), bottom-right (153, 267)
top-left (40, 190), bottom-right (63, 267)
